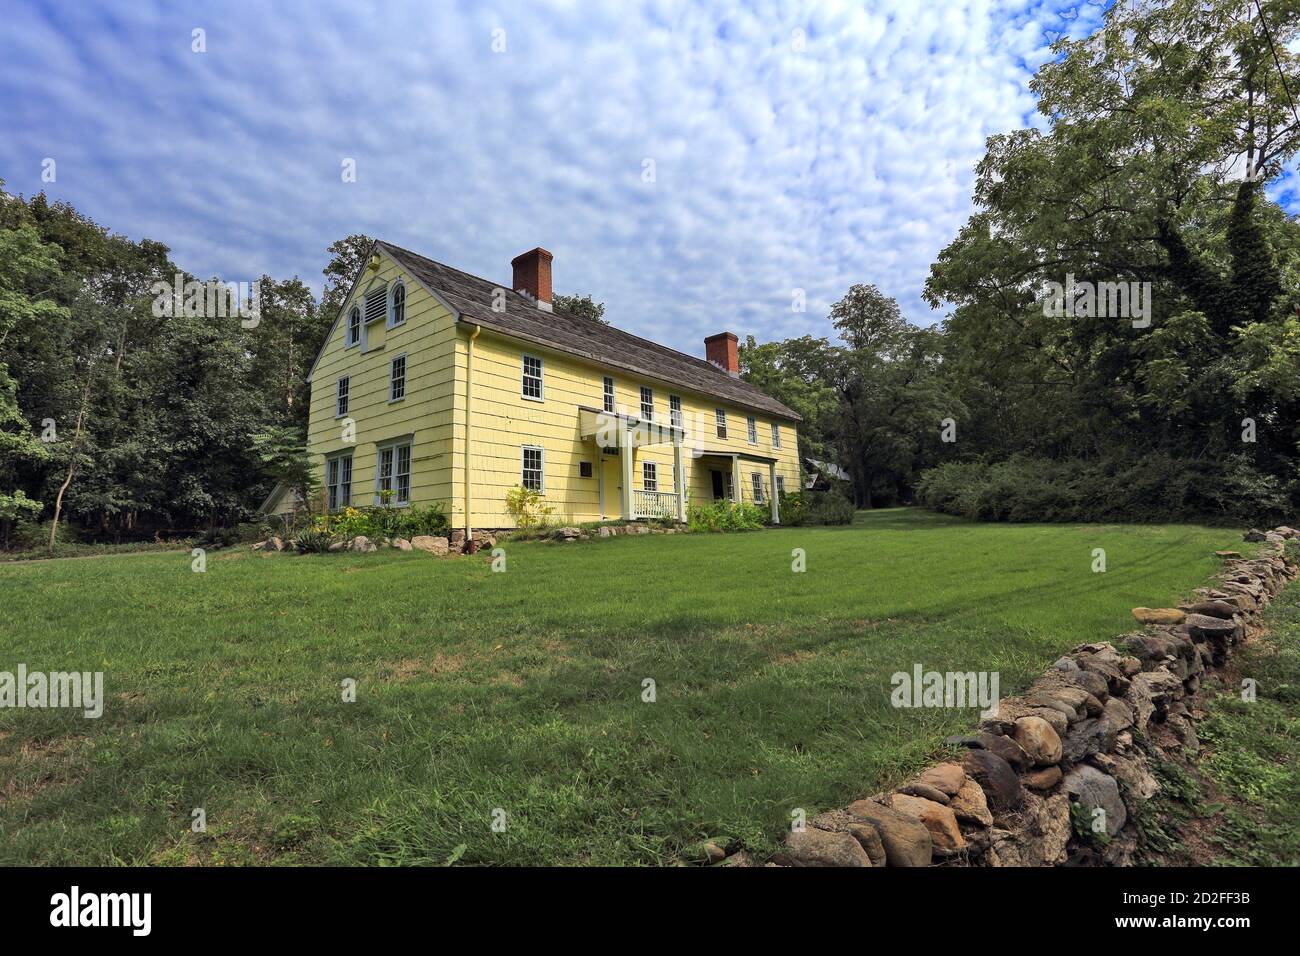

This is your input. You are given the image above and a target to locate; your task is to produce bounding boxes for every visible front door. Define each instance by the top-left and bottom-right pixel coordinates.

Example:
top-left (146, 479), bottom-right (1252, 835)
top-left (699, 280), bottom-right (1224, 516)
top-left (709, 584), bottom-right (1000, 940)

top-left (710, 469), bottom-right (725, 501)
top-left (601, 452), bottom-right (623, 518)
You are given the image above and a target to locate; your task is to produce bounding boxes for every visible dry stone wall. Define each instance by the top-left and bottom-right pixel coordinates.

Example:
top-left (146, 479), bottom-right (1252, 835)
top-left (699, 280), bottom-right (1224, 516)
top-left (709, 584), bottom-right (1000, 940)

top-left (757, 526), bottom-right (1299, 868)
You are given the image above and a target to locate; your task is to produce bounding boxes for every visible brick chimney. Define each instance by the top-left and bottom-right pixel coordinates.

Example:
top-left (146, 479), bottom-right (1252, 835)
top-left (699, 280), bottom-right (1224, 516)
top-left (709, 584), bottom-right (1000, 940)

top-left (705, 331), bottom-right (739, 377)
top-left (511, 247), bottom-right (553, 312)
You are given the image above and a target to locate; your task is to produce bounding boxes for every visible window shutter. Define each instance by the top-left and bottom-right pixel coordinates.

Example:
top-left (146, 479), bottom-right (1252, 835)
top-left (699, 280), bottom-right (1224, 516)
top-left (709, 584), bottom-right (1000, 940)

top-left (364, 287), bottom-right (387, 323)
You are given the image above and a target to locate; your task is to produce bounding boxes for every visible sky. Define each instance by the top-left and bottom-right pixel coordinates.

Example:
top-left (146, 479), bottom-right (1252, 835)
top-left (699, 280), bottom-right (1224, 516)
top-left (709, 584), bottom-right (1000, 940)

top-left (0, 0), bottom-right (1116, 356)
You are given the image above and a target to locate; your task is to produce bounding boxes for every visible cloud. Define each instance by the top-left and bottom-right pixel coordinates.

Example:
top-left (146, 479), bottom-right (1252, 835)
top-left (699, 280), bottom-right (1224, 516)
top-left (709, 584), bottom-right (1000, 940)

top-left (1, 0), bottom-right (1109, 353)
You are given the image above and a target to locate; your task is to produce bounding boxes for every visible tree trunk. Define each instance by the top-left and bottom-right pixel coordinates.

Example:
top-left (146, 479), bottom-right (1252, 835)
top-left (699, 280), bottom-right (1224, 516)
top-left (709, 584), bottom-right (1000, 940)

top-left (48, 363), bottom-right (96, 550)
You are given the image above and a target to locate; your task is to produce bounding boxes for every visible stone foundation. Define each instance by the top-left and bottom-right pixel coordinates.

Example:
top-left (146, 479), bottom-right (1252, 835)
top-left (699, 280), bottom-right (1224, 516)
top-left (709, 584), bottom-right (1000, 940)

top-left (759, 526), bottom-right (1298, 868)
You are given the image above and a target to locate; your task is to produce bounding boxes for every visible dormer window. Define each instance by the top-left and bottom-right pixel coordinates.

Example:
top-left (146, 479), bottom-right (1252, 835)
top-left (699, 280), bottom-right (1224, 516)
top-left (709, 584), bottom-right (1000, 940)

top-left (347, 307), bottom-right (361, 347)
top-left (388, 281), bottom-right (406, 328)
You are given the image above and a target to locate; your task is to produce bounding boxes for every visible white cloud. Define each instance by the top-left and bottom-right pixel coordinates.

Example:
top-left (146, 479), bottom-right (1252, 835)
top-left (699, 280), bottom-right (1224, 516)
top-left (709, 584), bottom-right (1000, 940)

top-left (0, 0), bottom-right (1106, 353)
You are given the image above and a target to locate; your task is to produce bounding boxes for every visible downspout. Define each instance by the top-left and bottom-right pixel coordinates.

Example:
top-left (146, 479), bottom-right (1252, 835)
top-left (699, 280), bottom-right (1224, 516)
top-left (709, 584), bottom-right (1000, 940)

top-left (464, 323), bottom-right (481, 543)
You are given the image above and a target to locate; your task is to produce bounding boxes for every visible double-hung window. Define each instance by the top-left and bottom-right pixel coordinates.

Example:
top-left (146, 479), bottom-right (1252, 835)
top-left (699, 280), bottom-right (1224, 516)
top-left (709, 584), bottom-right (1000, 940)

top-left (775, 475), bottom-right (785, 497)
top-left (747, 416), bottom-right (757, 444)
top-left (669, 395), bottom-right (682, 428)
top-left (522, 355), bottom-right (544, 400)
top-left (603, 376), bottom-right (615, 413)
top-left (346, 307), bottom-right (361, 347)
top-left (643, 461), bottom-right (658, 492)
top-left (715, 409), bottom-right (727, 439)
top-left (751, 472), bottom-right (764, 504)
top-left (336, 376), bottom-right (349, 417)
top-left (521, 446), bottom-right (544, 492)
top-left (771, 423), bottom-right (781, 449)
top-left (388, 281), bottom-right (406, 328)
top-left (639, 386), bottom-right (654, 421)
top-left (377, 441), bottom-right (411, 505)
top-left (327, 454), bottom-right (353, 510)
top-left (390, 354), bottom-right (406, 402)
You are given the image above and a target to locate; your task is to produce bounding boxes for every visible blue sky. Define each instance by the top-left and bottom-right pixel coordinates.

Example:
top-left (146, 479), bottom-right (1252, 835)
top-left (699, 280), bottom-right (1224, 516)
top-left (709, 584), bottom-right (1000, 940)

top-left (0, 0), bottom-right (1113, 355)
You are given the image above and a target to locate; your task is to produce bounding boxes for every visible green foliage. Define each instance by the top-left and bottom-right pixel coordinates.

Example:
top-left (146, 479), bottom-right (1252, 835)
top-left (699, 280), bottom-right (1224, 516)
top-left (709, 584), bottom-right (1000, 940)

top-left (505, 485), bottom-right (554, 529)
top-left (316, 503), bottom-right (448, 541)
top-left (294, 527), bottom-right (336, 553)
top-left (915, 455), bottom-right (1292, 525)
top-left (687, 499), bottom-right (766, 532)
top-left (779, 490), bottom-right (855, 527)
top-left (551, 292), bottom-right (607, 324)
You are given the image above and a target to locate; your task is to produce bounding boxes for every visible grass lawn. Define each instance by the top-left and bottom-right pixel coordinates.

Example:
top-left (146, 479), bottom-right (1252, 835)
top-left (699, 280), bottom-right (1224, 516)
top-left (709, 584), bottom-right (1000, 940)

top-left (0, 508), bottom-right (1253, 866)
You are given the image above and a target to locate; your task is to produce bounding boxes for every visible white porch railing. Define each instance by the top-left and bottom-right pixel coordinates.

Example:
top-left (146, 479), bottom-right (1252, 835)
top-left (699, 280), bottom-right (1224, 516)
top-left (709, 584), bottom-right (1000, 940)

top-left (632, 490), bottom-right (680, 520)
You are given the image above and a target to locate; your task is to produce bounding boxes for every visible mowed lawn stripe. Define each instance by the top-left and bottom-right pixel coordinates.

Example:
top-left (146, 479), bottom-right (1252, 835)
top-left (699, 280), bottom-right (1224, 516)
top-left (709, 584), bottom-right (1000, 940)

top-left (0, 509), bottom-right (1245, 865)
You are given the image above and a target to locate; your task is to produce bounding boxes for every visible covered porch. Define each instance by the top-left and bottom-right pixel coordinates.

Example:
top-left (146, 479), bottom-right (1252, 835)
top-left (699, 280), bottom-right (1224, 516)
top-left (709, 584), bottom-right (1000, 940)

top-left (695, 449), bottom-right (781, 525)
top-left (578, 407), bottom-right (688, 522)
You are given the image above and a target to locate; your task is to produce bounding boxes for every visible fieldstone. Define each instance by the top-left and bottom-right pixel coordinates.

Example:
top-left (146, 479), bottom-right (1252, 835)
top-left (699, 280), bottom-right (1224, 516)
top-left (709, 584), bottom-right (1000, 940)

top-left (809, 809), bottom-right (888, 866)
top-left (327, 539), bottom-right (347, 552)
top-left (1132, 607), bottom-right (1185, 625)
top-left (982, 792), bottom-right (1070, 866)
top-left (976, 732), bottom-right (1031, 770)
top-left (1214, 550), bottom-right (1242, 558)
top-left (597, 526), bottom-right (613, 538)
top-left (1063, 764), bottom-right (1126, 837)
top-left (349, 535), bottom-right (377, 553)
top-left (1013, 716), bottom-right (1062, 766)
top-left (1093, 752), bottom-right (1158, 802)
top-left (411, 535), bottom-right (450, 556)
top-left (1102, 696), bottom-right (1134, 731)
top-left (898, 782), bottom-right (950, 804)
top-left (1060, 717), bottom-right (1118, 763)
top-left (1063, 668), bottom-right (1110, 702)
top-left (959, 749), bottom-right (1024, 812)
top-left (949, 778), bottom-right (993, 826)
top-left (554, 527), bottom-right (583, 541)
top-left (888, 794), bottom-right (965, 855)
top-left (1180, 600), bottom-right (1237, 620)
top-left (780, 828), bottom-right (871, 867)
top-left (845, 800), bottom-right (932, 867)
top-left (1185, 613), bottom-right (1236, 641)
top-left (1022, 765), bottom-right (1063, 791)
top-left (978, 698), bottom-right (1069, 736)
top-left (715, 850), bottom-right (750, 867)
top-left (392, 537), bottom-right (413, 551)
top-left (915, 762), bottom-right (966, 797)
top-left (1243, 529), bottom-right (1266, 542)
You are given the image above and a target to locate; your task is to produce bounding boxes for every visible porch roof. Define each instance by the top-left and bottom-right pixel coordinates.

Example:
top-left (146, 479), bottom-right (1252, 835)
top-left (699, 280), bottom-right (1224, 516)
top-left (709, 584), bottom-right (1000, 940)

top-left (577, 406), bottom-right (685, 447)
top-left (696, 448), bottom-right (779, 464)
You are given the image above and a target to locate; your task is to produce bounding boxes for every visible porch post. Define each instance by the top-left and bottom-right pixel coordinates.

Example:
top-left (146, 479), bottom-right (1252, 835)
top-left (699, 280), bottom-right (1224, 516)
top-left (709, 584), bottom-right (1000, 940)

top-left (673, 438), bottom-right (686, 522)
top-left (769, 460), bottom-right (780, 524)
top-left (621, 425), bottom-right (634, 519)
top-left (731, 455), bottom-right (742, 504)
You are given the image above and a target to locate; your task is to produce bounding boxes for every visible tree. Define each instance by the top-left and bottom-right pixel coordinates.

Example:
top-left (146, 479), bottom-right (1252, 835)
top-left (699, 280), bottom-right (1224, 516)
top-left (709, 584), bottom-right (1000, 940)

top-left (552, 293), bottom-right (607, 323)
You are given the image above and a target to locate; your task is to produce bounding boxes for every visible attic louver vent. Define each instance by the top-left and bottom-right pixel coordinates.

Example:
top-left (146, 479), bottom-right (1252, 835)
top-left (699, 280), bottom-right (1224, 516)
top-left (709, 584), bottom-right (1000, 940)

top-left (364, 287), bottom-right (387, 323)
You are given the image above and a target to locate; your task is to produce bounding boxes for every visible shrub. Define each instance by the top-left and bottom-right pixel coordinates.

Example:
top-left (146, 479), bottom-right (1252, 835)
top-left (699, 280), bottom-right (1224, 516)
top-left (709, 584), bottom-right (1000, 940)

top-left (915, 454), bottom-right (1295, 525)
top-left (313, 502), bottom-right (449, 541)
top-left (687, 500), bottom-right (766, 533)
top-left (781, 490), bottom-right (854, 526)
top-left (197, 526), bottom-right (241, 549)
top-left (506, 485), bottom-right (554, 530)
top-left (295, 527), bottom-right (336, 553)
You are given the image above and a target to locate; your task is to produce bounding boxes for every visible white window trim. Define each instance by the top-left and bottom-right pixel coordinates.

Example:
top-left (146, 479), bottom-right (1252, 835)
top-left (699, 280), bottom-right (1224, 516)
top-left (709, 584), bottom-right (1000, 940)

top-left (521, 444), bottom-right (545, 493)
top-left (346, 306), bottom-right (361, 348)
top-left (715, 408), bottom-right (727, 439)
top-left (387, 280), bottom-right (407, 329)
top-left (327, 452), bottom-right (353, 510)
top-left (775, 475), bottom-right (785, 497)
top-left (751, 472), bottom-right (764, 504)
top-left (389, 353), bottom-right (407, 403)
top-left (642, 461), bottom-right (657, 492)
top-left (375, 438), bottom-right (413, 507)
top-left (639, 386), bottom-right (654, 422)
top-left (771, 423), bottom-right (781, 449)
top-left (335, 375), bottom-right (350, 418)
top-left (747, 416), bottom-right (757, 445)
top-left (669, 395), bottom-right (683, 428)
top-left (522, 354), bottom-right (545, 402)
top-left (603, 376), bottom-right (615, 413)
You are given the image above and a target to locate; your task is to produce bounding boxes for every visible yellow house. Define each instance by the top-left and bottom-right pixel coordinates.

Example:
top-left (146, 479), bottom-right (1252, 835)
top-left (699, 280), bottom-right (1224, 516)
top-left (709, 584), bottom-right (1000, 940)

top-left (305, 241), bottom-right (802, 533)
